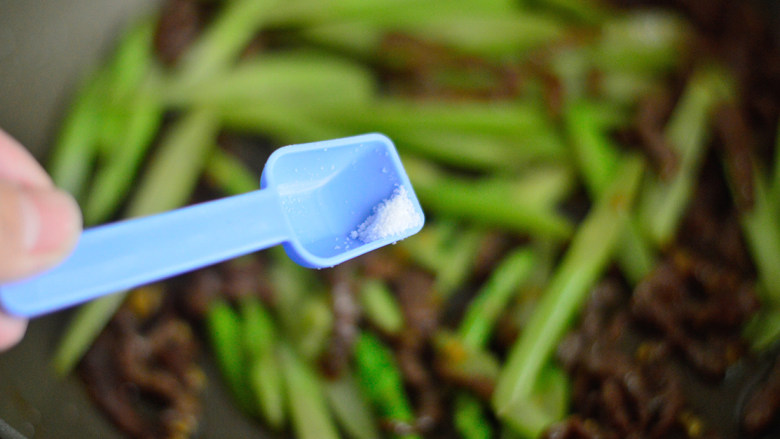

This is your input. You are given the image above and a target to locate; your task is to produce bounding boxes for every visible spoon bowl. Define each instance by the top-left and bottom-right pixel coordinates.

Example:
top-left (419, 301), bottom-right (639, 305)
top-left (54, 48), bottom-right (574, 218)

top-left (266, 133), bottom-right (423, 266)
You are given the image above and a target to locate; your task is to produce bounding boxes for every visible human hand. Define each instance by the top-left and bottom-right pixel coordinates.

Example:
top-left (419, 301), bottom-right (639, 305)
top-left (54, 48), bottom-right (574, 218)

top-left (0, 129), bottom-right (82, 350)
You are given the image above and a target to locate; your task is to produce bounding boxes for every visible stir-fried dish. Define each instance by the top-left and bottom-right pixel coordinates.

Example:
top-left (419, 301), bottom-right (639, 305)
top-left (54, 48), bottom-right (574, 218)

top-left (45, 0), bottom-right (780, 438)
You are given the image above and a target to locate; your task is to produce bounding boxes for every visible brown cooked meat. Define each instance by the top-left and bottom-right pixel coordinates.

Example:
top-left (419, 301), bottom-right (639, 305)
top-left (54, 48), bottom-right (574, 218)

top-left (80, 287), bottom-right (205, 439)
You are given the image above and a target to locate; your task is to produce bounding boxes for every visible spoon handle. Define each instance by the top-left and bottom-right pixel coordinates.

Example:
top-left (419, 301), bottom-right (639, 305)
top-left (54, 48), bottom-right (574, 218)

top-left (0, 188), bottom-right (289, 317)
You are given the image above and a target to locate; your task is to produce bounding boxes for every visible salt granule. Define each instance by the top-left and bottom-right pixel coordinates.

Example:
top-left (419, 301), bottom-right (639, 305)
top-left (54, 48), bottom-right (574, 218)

top-left (351, 186), bottom-right (422, 243)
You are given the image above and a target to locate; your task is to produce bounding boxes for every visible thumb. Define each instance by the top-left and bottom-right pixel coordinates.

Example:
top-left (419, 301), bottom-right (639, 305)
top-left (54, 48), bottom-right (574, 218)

top-left (0, 182), bottom-right (82, 282)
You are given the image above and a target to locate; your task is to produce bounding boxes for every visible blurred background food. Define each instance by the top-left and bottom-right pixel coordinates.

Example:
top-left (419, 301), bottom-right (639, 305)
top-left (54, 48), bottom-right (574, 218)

top-left (0, 0), bottom-right (779, 438)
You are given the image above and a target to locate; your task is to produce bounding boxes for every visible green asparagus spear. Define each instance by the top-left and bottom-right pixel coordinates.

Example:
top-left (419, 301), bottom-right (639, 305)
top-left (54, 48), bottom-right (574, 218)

top-left (84, 79), bottom-right (164, 224)
top-left (738, 168), bottom-right (780, 306)
top-left (324, 372), bottom-right (382, 439)
top-left (745, 308), bottom-right (780, 352)
top-left (174, 0), bottom-right (278, 88)
top-left (96, 17), bottom-right (157, 155)
top-left (433, 225), bottom-right (485, 298)
top-left (499, 364), bottom-right (570, 438)
top-left (279, 343), bottom-right (341, 439)
top-left (51, 291), bottom-right (126, 375)
top-left (207, 300), bottom-right (253, 411)
top-left (404, 157), bottom-right (573, 239)
top-left (493, 156), bottom-right (644, 435)
top-left (48, 70), bottom-right (108, 200)
top-left (359, 279), bottom-right (404, 335)
top-left (565, 101), bottom-right (654, 283)
top-left (241, 298), bottom-right (286, 428)
top-left (205, 148), bottom-right (260, 196)
top-left (458, 248), bottom-right (537, 348)
top-left (455, 394), bottom-right (494, 439)
top-left (355, 332), bottom-right (421, 439)
top-left (167, 52), bottom-right (374, 111)
top-left (638, 67), bottom-right (734, 246)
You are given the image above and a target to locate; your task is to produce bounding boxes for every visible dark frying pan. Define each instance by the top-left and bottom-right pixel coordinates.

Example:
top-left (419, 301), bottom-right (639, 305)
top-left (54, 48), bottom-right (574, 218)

top-left (0, 1), bottom-right (779, 438)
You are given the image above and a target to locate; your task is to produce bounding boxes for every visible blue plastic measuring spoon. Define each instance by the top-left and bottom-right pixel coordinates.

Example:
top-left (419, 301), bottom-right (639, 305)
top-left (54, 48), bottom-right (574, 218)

top-left (0, 133), bottom-right (424, 317)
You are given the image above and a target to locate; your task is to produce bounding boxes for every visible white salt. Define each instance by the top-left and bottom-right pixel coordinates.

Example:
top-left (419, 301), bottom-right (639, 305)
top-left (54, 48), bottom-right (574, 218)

top-left (352, 186), bottom-right (423, 244)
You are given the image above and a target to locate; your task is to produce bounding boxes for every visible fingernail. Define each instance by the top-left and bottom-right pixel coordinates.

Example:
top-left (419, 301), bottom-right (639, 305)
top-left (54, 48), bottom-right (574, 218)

top-left (19, 188), bottom-right (81, 253)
